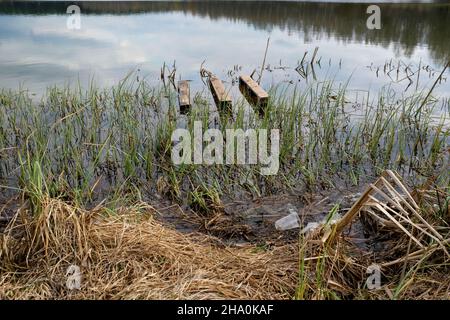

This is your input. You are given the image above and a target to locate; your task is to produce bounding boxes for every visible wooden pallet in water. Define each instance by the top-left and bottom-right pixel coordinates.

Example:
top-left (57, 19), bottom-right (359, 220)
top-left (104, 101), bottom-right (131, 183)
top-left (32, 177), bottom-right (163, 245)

top-left (178, 80), bottom-right (191, 114)
top-left (208, 76), bottom-right (232, 112)
top-left (239, 75), bottom-right (269, 109)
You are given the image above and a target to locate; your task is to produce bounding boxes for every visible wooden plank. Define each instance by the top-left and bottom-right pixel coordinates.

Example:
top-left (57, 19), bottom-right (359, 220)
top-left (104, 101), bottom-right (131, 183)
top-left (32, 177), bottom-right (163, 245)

top-left (178, 80), bottom-right (190, 114)
top-left (239, 75), bottom-right (268, 108)
top-left (333, 171), bottom-right (389, 237)
top-left (208, 76), bottom-right (232, 111)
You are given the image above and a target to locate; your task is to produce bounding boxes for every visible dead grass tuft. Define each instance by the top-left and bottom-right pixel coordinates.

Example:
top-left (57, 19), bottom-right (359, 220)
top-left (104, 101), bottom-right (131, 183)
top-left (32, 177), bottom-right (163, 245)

top-left (0, 198), bottom-right (297, 299)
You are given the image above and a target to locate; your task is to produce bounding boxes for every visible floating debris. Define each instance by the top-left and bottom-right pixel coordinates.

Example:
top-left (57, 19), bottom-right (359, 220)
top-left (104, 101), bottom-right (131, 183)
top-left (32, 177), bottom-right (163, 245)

top-left (178, 80), bottom-right (191, 114)
top-left (275, 207), bottom-right (299, 231)
top-left (208, 76), bottom-right (232, 112)
top-left (239, 74), bottom-right (269, 109)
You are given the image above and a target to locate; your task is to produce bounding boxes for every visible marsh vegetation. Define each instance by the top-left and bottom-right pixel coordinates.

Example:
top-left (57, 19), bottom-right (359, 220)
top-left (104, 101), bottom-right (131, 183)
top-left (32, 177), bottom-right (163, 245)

top-left (0, 68), bottom-right (448, 299)
top-left (0, 0), bottom-right (449, 300)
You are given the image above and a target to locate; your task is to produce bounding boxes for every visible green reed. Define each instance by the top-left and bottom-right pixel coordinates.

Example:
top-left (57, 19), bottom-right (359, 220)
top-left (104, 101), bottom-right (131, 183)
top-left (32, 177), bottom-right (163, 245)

top-left (0, 73), bottom-right (448, 211)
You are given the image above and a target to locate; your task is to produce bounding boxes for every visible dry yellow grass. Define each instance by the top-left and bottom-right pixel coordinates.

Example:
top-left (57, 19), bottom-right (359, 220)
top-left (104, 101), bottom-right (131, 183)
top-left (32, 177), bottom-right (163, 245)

top-left (0, 198), bottom-right (298, 299)
top-left (1, 171), bottom-right (448, 300)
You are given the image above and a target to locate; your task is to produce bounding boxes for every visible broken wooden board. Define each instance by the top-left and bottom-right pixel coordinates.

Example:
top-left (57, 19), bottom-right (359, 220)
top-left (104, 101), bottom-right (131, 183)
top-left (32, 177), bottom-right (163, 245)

top-left (178, 80), bottom-right (191, 114)
top-left (208, 76), bottom-right (232, 111)
top-left (239, 75), bottom-right (269, 109)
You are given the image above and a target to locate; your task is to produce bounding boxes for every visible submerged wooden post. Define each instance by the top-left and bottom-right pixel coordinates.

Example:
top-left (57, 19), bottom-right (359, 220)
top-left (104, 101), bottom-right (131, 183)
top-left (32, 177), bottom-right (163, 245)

top-left (239, 75), bottom-right (269, 109)
top-left (208, 76), bottom-right (232, 111)
top-left (178, 80), bottom-right (191, 114)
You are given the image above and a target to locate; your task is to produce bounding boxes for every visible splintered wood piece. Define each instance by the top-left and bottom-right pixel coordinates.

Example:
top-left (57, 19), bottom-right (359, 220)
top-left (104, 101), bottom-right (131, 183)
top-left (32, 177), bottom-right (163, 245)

top-left (239, 75), bottom-right (269, 108)
top-left (333, 171), bottom-right (388, 236)
top-left (178, 80), bottom-right (190, 113)
top-left (209, 76), bottom-right (232, 111)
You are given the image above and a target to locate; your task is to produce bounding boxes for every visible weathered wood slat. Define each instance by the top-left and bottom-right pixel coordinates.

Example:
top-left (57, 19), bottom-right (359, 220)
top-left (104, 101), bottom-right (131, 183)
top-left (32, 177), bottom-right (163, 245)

top-left (332, 171), bottom-right (389, 238)
top-left (239, 75), bottom-right (268, 108)
top-left (178, 80), bottom-right (191, 114)
top-left (208, 76), bottom-right (232, 111)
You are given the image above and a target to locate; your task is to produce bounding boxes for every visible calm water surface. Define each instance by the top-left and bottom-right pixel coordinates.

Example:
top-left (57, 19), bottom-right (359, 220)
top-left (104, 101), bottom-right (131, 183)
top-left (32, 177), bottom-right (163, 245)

top-left (0, 1), bottom-right (449, 101)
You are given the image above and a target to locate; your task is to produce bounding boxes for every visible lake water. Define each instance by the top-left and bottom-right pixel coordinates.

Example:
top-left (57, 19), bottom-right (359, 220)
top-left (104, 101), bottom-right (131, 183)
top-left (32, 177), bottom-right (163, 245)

top-left (1, 0), bottom-right (450, 100)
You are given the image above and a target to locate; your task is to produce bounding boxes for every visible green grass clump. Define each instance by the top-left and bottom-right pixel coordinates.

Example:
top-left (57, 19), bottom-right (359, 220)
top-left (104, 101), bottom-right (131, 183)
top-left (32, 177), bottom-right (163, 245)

top-left (0, 74), bottom-right (448, 210)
